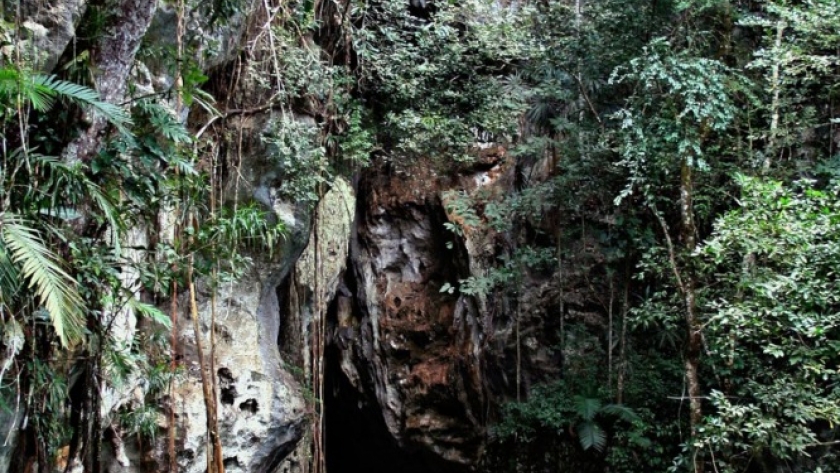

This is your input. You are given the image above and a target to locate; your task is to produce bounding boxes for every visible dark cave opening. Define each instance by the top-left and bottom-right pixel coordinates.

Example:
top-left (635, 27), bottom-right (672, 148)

top-left (320, 182), bottom-right (477, 473)
top-left (324, 338), bottom-right (466, 473)
top-left (323, 343), bottom-right (427, 473)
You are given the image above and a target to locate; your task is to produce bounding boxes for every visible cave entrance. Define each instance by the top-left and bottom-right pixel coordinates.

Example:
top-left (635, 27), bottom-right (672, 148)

top-left (324, 344), bottom-right (412, 473)
top-left (324, 344), bottom-right (432, 473)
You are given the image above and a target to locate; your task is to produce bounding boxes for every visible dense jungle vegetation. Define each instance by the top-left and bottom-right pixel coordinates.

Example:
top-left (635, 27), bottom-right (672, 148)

top-left (1, 0), bottom-right (839, 472)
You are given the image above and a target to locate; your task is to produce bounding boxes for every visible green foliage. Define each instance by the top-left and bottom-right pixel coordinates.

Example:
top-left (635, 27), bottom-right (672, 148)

top-left (333, 104), bottom-right (375, 168)
top-left (610, 38), bottom-right (737, 205)
top-left (738, 0), bottom-right (840, 172)
top-left (574, 397), bottom-right (640, 452)
top-left (120, 403), bottom-right (160, 441)
top-left (351, 0), bottom-right (533, 163)
top-left (0, 66), bottom-right (131, 127)
top-left (696, 176), bottom-right (840, 470)
top-left (261, 115), bottom-right (330, 204)
top-left (495, 380), bottom-right (646, 453)
top-left (1, 213), bottom-right (86, 347)
top-left (25, 358), bottom-right (73, 453)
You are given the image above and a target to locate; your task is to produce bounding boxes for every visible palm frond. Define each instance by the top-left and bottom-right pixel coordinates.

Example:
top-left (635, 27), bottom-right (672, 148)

top-left (32, 74), bottom-right (132, 127)
top-left (0, 66), bottom-right (51, 110)
top-left (573, 395), bottom-right (602, 421)
top-left (1, 214), bottom-right (86, 347)
top-left (577, 421), bottom-right (607, 452)
top-left (0, 66), bottom-right (131, 128)
top-left (127, 297), bottom-right (172, 329)
top-left (600, 403), bottom-right (640, 424)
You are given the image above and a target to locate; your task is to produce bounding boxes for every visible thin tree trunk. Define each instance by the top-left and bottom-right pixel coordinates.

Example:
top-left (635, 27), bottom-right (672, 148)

top-left (616, 261), bottom-right (629, 404)
top-left (557, 227), bottom-right (565, 360)
top-left (312, 198), bottom-right (326, 473)
top-left (208, 133), bottom-right (223, 473)
top-left (608, 278), bottom-right (614, 397)
top-left (764, 20), bottom-right (786, 173)
top-left (168, 280), bottom-right (179, 473)
top-left (681, 157), bottom-right (703, 473)
top-left (516, 284), bottom-right (522, 402)
top-left (188, 255), bottom-right (225, 473)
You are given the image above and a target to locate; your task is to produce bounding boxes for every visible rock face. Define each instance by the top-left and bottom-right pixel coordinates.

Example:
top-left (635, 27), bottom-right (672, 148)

top-left (16, 0), bottom-right (87, 71)
top-left (274, 178), bottom-right (356, 473)
top-left (6, 2), bottom-right (606, 471)
top-left (323, 154), bottom-right (517, 473)
top-left (317, 151), bottom-right (599, 473)
top-left (136, 112), bottom-right (322, 472)
top-left (97, 272), bottom-right (307, 473)
top-left (155, 272), bottom-right (306, 473)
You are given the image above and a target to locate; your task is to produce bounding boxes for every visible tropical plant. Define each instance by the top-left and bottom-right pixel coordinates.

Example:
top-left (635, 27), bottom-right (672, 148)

top-left (572, 395), bottom-right (641, 452)
top-left (696, 176), bottom-right (840, 471)
top-left (0, 63), bottom-right (136, 347)
top-left (0, 66), bottom-right (130, 127)
top-left (0, 212), bottom-right (86, 346)
top-left (495, 380), bottom-right (646, 453)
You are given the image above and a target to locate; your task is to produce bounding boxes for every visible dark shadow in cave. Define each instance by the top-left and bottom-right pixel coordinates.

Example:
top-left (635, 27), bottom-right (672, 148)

top-left (324, 343), bottom-right (469, 473)
top-left (324, 343), bottom-right (427, 473)
top-left (324, 179), bottom-right (476, 473)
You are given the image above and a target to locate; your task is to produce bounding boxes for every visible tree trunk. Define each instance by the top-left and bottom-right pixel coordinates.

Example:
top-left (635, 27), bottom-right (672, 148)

top-left (616, 260), bottom-right (629, 404)
top-left (764, 20), bottom-right (786, 173)
top-left (608, 277), bottom-right (614, 397)
top-left (63, 0), bottom-right (158, 163)
top-left (681, 157), bottom-right (703, 473)
top-left (188, 257), bottom-right (225, 473)
top-left (168, 281), bottom-right (179, 473)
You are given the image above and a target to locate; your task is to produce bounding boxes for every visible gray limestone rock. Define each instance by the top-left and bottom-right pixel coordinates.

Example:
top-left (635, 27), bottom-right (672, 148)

top-left (14, 0), bottom-right (87, 72)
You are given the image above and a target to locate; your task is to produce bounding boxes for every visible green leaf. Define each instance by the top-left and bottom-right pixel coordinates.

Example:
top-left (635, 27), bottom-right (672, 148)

top-left (601, 403), bottom-right (641, 424)
top-left (127, 298), bottom-right (172, 329)
top-left (574, 395), bottom-right (602, 421)
top-left (31, 74), bottom-right (132, 127)
top-left (1, 214), bottom-right (86, 347)
top-left (577, 421), bottom-right (607, 451)
top-left (0, 66), bottom-right (131, 130)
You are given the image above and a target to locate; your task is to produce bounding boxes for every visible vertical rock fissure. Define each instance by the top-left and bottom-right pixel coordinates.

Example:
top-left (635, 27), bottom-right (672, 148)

top-left (321, 172), bottom-right (484, 473)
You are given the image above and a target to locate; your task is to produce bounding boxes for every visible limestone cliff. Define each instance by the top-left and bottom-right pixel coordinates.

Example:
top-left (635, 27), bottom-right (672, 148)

top-left (4, 1), bottom-right (611, 472)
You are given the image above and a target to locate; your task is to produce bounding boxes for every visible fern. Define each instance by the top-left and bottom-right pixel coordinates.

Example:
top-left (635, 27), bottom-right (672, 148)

top-left (1, 214), bottom-right (86, 347)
